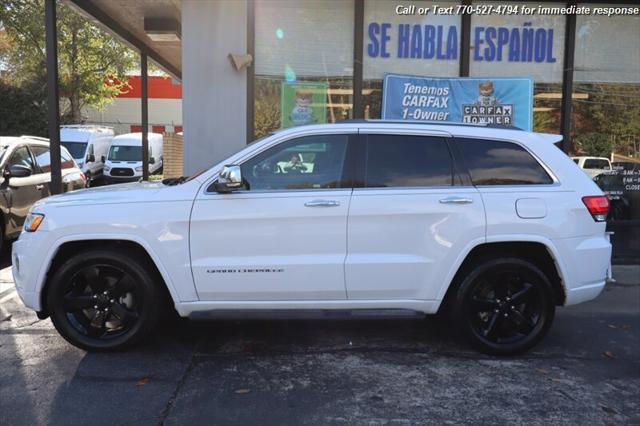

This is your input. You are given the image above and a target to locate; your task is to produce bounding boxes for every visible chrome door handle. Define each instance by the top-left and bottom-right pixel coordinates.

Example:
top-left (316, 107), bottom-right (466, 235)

top-left (36, 184), bottom-right (44, 190)
top-left (304, 200), bottom-right (340, 207)
top-left (439, 196), bottom-right (473, 204)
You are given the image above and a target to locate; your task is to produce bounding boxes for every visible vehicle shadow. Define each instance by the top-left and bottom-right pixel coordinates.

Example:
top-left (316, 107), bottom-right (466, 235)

top-left (44, 315), bottom-right (465, 424)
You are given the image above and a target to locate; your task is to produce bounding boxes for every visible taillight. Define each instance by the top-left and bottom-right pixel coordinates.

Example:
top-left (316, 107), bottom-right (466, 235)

top-left (582, 196), bottom-right (609, 222)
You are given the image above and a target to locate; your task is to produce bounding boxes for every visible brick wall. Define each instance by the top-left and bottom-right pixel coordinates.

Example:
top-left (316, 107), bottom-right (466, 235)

top-left (163, 132), bottom-right (184, 178)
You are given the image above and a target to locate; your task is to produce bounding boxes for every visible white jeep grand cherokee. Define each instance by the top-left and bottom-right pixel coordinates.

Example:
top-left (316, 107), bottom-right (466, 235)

top-left (12, 122), bottom-right (611, 354)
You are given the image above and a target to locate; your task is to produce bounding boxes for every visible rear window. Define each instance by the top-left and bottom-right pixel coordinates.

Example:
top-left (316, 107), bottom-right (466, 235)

top-left (583, 159), bottom-right (610, 169)
top-left (456, 138), bottom-right (553, 185)
top-left (365, 134), bottom-right (453, 188)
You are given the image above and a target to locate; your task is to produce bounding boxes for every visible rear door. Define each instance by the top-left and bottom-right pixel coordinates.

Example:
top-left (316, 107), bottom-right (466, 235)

top-left (345, 131), bottom-right (486, 301)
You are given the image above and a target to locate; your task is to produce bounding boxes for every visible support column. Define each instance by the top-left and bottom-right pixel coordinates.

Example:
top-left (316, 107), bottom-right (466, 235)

top-left (560, 5), bottom-right (577, 154)
top-left (141, 52), bottom-right (149, 181)
top-left (352, 0), bottom-right (364, 119)
top-left (45, 0), bottom-right (62, 194)
top-left (459, 0), bottom-right (471, 77)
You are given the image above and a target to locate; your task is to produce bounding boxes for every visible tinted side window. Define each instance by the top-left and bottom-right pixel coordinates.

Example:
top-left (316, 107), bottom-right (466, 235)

top-left (240, 134), bottom-right (349, 190)
top-left (31, 146), bottom-right (51, 173)
top-left (8, 146), bottom-right (35, 171)
top-left (31, 146), bottom-right (75, 172)
top-left (60, 148), bottom-right (76, 168)
top-left (457, 138), bottom-right (553, 185)
top-left (365, 135), bottom-right (452, 188)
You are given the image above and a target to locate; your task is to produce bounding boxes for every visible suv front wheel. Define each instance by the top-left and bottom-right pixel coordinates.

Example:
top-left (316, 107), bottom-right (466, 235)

top-left (47, 249), bottom-right (162, 351)
top-left (453, 257), bottom-right (556, 355)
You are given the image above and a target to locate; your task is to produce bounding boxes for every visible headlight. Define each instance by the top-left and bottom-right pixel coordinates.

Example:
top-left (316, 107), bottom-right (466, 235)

top-left (24, 213), bottom-right (45, 232)
top-left (135, 166), bottom-right (143, 172)
top-left (104, 165), bottom-right (111, 172)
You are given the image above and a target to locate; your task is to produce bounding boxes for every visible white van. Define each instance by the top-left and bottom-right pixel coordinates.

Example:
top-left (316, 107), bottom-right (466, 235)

top-left (60, 125), bottom-right (114, 183)
top-left (103, 132), bottom-right (163, 183)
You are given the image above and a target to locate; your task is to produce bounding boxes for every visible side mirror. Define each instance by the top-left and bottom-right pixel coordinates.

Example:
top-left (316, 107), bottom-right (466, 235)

top-left (4, 164), bottom-right (32, 179)
top-left (149, 157), bottom-right (156, 165)
top-left (214, 165), bottom-right (243, 193)
top-left (87, 154), bottom-right (96, 163)
top-left (101, 155), bottom-right (106, 163)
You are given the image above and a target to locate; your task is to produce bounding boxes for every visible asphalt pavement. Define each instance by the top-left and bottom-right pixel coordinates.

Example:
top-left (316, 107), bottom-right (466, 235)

top-left (1, 246), bottom-right (638, 425)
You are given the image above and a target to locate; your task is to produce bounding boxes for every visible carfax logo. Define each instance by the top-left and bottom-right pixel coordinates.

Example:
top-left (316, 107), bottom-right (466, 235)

top-left (462, 81), bottom-right (514, 126)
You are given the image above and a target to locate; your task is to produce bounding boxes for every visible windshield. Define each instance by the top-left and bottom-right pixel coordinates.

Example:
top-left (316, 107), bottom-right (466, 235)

top-left (61, 141), bottom-right (87, 159)
top-left (108, 145), bottom-right (142, 161)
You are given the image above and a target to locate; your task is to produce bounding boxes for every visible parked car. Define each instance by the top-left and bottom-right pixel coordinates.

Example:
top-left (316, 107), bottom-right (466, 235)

top-left (13, 122), bottom-right (611, 355)
top-left (0, 136), bottom-right (85, 250)
top-left (103, 132), bottom-right (163, 183)
top-left (60, 125), bottom-right (113, 185)
top-left (572, 156), bottom-right (612, 179)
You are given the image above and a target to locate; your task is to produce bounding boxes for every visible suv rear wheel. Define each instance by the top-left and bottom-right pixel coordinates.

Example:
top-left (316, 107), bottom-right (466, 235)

top-left (47, 249), bottom-right (161, 351)
top-left (453, 257), bottom-right (555, 355)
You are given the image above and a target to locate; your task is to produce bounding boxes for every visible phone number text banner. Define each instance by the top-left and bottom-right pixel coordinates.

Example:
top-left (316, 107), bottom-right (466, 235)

top-left (382, 74), bottom-right (533, 131)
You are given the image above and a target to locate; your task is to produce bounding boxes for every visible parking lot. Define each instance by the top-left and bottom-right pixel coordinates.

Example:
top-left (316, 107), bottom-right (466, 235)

top-left (1, 246), bottom-right (639, 425)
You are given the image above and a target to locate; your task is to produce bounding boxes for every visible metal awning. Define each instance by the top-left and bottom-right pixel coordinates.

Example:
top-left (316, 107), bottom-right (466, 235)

top-left (65, 0), bottom-right (182, 80)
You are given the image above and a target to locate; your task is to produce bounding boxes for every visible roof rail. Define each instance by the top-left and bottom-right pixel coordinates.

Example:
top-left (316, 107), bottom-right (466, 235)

top-left (340, 119), bottom-right (522, 130)
top-left (60, 124), bottom-right (114, 132)
top-left (20, 135), bottom-right (50, 142)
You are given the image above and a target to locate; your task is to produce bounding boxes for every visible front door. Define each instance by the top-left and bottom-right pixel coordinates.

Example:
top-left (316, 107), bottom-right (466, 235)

top-left (345, 133), bottom-right (486, 301)
top-left (3, 146), bottom-right (42, 237)
top-left (190, 133), bottom-right (355, 301)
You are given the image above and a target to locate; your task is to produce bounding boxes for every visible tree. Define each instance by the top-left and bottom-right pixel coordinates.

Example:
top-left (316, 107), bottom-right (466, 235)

top-left (0, 0), bottom-right (136, 123)
top-left (0, 79), bottom-right (48, 136)
top-left (575, 132), bottom-right (612, 158)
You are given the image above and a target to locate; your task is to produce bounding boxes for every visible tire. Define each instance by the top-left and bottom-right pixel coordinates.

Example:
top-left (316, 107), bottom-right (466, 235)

top-left (452, 257), bottom-right (555, 355)
top-left (47, 249), bottom-right (162, 351)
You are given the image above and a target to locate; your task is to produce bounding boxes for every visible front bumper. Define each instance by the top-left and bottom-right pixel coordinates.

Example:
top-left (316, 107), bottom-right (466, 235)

top-left (12, 233), bottom-right (46, 311)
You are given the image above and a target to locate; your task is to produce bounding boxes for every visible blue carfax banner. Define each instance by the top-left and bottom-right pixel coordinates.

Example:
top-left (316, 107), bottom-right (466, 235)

top-left (382, 74), bottom-right (533, 131)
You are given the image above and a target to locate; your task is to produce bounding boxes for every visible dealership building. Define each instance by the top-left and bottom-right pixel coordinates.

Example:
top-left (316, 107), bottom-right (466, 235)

top-left (49, 0), bottom-right (640, 260)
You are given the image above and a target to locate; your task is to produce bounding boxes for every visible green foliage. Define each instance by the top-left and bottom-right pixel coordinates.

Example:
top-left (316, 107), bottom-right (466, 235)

top-left (254, 79), bottom-right (281, 138)
top-left (571, 83), bottom-right (640, 157)
top-left (0, 0), bottom-right (136, 122)
top-left (0, 79), bottom-right (48, 136)
top-left (575, 132), bottom-right (612, 158)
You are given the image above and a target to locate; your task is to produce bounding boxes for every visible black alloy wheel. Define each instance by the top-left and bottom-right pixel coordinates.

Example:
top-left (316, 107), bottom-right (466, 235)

top-left (454, 257), bottom-right (555, 355)
top-left (48, 249), bottom-right (161, 351)
top-left (61, 264), bottom-right (140, 339)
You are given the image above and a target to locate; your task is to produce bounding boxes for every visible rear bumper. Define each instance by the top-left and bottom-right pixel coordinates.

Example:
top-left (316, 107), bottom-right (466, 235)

top-left (552, 234), bottom-right (611, 306)
top-left (565, 281), bottom-right (606, 305)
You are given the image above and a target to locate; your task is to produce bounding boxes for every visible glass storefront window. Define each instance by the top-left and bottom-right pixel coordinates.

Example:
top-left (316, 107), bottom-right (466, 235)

top-left (362, 0), bottom-right (461, 119)
top-left (469, 2), bottom-right (565, 133)
top-left (571, 4), bottom-right (640, 254)
top-left (254, 0), bottom-right (354, 137)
